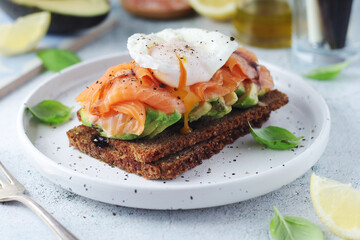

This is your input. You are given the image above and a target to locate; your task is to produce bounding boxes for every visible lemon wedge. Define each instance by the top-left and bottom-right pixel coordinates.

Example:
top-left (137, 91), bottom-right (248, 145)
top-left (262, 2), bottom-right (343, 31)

top-left (0, 12), bottom-right (51, 56)
top-left (310, 173), bottom-right (360, 240)
top-left (188, 0), bottom-right (237, 21)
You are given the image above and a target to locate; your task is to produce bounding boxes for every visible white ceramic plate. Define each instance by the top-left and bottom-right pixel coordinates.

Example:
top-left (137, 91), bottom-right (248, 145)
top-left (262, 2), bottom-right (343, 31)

top-left (18, 53), bottom-right (330, 210)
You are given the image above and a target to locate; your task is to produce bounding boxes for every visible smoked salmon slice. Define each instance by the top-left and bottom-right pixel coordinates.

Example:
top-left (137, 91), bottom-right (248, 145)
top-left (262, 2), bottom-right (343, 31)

top-left (191, 47), bottom-right (273, 101)
top-left (96, 101), bottom-right (146, 137)
top-left (77, 61), bottom-right (186, 116)
top-left (76, 47), bottom-right (274, 138)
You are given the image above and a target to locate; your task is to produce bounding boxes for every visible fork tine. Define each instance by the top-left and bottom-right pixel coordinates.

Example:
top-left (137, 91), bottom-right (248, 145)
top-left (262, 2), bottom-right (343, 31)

top-left (0, 161), bottom-right (22, 185)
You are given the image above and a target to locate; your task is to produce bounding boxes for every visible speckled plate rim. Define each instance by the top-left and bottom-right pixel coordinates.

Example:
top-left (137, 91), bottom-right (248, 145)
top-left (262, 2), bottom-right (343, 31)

top-left (17, 52), bottom-right (331, 209)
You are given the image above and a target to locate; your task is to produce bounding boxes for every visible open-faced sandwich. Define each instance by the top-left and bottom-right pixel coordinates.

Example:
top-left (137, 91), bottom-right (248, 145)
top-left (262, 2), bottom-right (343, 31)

top-left (67, 28), bottom-right (288, 179)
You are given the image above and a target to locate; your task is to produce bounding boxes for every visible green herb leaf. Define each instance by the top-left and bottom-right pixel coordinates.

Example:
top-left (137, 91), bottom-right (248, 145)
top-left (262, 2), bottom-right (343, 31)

top-left (270, 206), bottom-right (323, 240)
top-left (304, 61), bottom-right (350, 80)
top-left (37, 49), bottom-right (81, 72)
top-left (27, 100), bottom-right (72, 124)
top-left (249, 124), bottom-right (303, 150)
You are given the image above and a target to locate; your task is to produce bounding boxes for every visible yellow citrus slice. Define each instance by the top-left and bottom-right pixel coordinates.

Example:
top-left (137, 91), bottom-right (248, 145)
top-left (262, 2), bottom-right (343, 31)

top-left (188, 0), bottom-right (237, 21)
top-left (310, 173), bottom-right (360, 240)
top-left (0, 12), bottom-right (51, 56)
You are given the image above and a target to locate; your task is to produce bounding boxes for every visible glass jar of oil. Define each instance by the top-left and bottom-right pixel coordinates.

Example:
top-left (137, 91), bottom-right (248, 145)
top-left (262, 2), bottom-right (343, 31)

top-left (233, 0), bottom-right (292, 48)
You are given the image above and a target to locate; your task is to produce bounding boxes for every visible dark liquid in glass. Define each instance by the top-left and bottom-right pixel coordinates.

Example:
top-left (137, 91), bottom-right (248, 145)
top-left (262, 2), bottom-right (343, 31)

top-left (318, 0), bottom-right (353, 49)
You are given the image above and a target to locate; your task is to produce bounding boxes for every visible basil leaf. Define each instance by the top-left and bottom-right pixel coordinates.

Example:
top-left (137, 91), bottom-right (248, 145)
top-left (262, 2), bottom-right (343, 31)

top-left (27, 100), bottom-right (72, 124)
top-left (37, 49), bottom-right (81, 72)
top-left (249, 124), bottom-right (303, 150)
top-left (304, 61), bottom-right (350, 80)
top-left (270, 206), bottom-right (323, 240)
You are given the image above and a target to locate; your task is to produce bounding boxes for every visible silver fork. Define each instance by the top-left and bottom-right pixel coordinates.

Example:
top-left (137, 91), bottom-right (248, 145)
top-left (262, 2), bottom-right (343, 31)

top-left (0, 161), bottom-right (78, 240)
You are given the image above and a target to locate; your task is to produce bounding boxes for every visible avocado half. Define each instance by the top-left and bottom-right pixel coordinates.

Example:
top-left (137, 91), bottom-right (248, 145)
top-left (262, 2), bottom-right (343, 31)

top-left (0, 0), bottom-right (110, 34)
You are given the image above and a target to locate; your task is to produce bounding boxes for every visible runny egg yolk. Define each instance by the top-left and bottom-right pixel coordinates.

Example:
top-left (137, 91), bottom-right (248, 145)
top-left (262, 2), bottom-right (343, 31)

top-left (168, 56), bottom-right (200, 134)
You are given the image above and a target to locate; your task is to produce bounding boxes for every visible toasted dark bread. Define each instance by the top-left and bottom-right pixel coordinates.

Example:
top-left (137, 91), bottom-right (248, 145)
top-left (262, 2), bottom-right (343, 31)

top-left (67, 90), bottom-right (288, 179)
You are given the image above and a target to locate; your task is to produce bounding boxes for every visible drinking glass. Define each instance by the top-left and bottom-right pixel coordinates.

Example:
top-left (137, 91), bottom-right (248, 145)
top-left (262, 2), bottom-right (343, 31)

top-left (233, 0), bottom-right (292, 48)
top-left (292, 0), bottom-right (360, 65)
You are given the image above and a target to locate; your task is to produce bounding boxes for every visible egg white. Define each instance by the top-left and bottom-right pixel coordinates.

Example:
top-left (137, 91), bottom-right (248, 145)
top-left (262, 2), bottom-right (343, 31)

top-left (127, 28), bottom-right (238, 87)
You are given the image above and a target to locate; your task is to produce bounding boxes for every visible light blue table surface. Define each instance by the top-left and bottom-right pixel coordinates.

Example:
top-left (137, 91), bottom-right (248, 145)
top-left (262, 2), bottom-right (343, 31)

top-left (1, 2), bottom-right (359, 240)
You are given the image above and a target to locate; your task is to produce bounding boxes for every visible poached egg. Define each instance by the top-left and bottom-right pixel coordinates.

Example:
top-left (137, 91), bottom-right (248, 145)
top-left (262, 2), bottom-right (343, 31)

top-left (127, 28), bottom-right (238, 87)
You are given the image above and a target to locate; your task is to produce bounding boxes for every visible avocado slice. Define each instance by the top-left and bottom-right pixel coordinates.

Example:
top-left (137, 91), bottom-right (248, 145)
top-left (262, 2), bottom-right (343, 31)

top-left (208, 97), bottom-right (219, 103)
top-left (235, 83), bottom-right (246, 96)
top-left (223, 92), bottom-right (238, 106)
top-left (189, 102), bottom-right (212, 122)
top-left (81, 108), bottom-right (182, 140)
top-left (80, 108), bottom-right (98, 128)
top-left (12, 0), bottom-right (110, 16)
top-left (100, 132), bottom-right (139, 140)
top-left (148, 110), bottom-right (182, 138)
top-left (258, 87), bottom-right (268, 97)
top-left (0, 0), bottom-right (110, 33)
top-left (233, 83), bottom-right (259, 108)
top-left (139, 108), bottom-right (167, 137)
top-left (206, 97), bottom-right (232, 119)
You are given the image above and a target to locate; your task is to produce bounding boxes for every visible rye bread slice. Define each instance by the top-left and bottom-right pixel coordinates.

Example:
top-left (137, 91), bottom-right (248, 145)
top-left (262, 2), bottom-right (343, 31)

top-left (72, 90), bottom-right (288, 163)
top-left (67, 114), bottom-right (269, 179)
top-left (67, 89), bottom-right (288, 179)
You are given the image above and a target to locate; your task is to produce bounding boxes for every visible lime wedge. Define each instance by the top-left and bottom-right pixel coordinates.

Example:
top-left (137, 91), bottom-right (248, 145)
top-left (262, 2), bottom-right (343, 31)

top-left (0, 12), bottom-right (51, 56)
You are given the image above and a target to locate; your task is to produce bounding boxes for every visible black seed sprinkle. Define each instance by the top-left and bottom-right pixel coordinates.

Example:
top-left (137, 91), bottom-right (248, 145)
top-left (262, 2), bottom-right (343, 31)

top-left (230, 36), bottom-right (235, 41)
top-left (91, 135), bottom-right (109, 148)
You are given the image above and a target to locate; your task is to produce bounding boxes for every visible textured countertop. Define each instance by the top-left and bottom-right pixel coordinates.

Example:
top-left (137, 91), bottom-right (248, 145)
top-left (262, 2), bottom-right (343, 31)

top-left (1, 2), bottom-right (359, 240)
